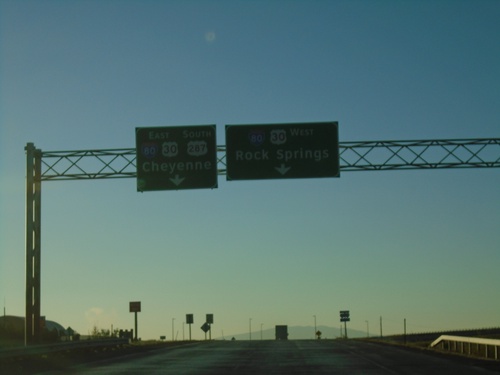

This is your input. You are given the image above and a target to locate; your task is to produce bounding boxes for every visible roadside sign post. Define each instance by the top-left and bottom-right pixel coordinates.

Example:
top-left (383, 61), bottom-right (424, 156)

top-left (206, 314), bottom-right (214, 340)
top-left (129, 301), bottom-right (141, 341)
top-left (225, 122), bottom-right (339, 181)
top-left (201, 322), bottom-right (210, 340)
top-left (186, 314), bottom-right (194, 341)
top-left (135, 125), bottom-right (218, 191)
top-left (340, 310), bottom-right (350, 339)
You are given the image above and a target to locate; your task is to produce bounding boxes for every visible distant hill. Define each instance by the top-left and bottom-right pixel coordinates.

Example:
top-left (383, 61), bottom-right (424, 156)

top-left (218, 325), bottom-right (369, 341)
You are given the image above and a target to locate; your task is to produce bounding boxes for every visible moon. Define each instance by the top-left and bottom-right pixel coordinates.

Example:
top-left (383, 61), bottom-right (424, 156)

top-left (205, 31), bottom-right (216, 43)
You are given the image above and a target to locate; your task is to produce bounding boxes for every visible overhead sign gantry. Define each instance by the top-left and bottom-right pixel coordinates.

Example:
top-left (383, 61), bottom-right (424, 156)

top-left (23, 133), bottom-right (500, 345)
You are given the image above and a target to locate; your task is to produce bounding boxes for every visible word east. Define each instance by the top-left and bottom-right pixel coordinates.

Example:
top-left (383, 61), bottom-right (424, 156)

top-left (148, 129), bottom-right (212, 140)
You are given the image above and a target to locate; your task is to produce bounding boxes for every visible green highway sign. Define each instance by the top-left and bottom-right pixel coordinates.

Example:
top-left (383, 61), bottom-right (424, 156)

top-left (136, 125), bottom-right (218, 191)
top-left (225, 122), bottom-right (339, 181)
top-left (129, 301), bottom-right (141, 313)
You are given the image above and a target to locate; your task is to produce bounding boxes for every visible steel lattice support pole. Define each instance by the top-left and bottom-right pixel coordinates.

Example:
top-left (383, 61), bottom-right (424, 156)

top-left (25, 143), bottom-right (42, 345)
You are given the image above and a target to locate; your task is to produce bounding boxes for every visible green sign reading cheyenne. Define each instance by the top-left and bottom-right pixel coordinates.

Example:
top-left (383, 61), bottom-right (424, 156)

top-left (136, 125), bottom-right (217, 191)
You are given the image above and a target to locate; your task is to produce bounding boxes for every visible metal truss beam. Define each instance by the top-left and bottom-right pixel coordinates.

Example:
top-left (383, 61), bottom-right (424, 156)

top-left (39, 138), bottom-right (500, 181)
top-left (339, 138), bottom-right (500, 171)
top-left (40, 148), bottom-right (137, 180)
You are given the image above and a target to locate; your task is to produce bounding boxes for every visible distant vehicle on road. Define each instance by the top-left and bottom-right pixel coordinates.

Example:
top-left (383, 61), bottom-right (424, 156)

top-left (275, 325), bottom-right (288, 340)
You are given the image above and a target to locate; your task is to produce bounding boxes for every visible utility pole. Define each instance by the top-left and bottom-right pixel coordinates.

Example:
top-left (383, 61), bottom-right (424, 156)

top-left (404, 318), bottom-right (407, 345)
top-left (249, 318), bottom-right (252, 340)
top-left (380, 316), bottom-right (383, 338)
top-left (172, 318), bottom-right (175, 341)
top-left (313, 315), bottom-right (317, 339)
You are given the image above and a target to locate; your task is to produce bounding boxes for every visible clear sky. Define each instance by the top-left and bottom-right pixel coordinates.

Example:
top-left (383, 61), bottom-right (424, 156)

top-left (1, 0), bottom-right (499, 340)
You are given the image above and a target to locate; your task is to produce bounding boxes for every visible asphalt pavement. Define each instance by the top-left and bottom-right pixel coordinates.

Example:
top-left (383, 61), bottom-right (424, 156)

top-left (42, 339), bottom-right (500, 374)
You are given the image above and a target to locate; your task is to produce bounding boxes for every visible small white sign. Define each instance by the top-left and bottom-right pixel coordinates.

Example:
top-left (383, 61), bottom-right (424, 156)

top-left (187, 141), bottom-right (208, 156)
top-left (162, 141), bottom-right (179, 157)
top-left (270, 129), bottom-right (287, 145)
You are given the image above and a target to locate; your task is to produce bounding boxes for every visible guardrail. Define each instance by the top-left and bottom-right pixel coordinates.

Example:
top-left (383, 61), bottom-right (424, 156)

top-left (0, 338), bottom-right (129, 359)
top-left (430, 335), bottom-right (500, 360)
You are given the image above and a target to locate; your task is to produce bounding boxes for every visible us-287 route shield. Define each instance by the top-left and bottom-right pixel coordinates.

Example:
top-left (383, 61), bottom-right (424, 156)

top-left (136, 125), bottom-right (218, 191)
top-left (225, 122), bottom-right (339, 181)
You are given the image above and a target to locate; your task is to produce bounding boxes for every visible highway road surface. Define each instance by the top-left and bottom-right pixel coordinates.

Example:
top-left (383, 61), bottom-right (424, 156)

top-left (46, 339), bottom-right (500, 374)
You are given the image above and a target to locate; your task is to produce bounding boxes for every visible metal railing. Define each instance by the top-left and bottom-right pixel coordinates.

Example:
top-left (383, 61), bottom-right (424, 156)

top-left (430, 335), bottom-right (500, 360)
